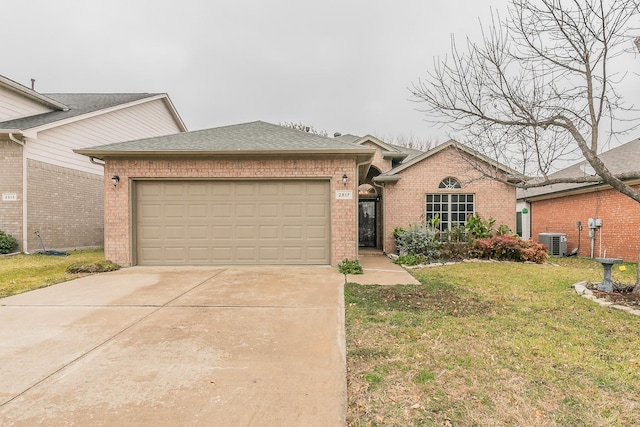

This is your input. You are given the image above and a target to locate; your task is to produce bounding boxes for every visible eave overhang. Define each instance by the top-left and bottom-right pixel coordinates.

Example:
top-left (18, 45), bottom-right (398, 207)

top-left (381, 151), bottom-right (408, 160)
top-left (519, 178), bottom-right (640, 202)
top-left (372, 174), bottom-right (401, 183)
top-left (74, 148), bottom-right (376, 164)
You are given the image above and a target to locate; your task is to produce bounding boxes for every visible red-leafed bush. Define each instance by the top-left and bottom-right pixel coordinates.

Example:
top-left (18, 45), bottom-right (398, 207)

top-left (472, 235), bottom-right (548, 263)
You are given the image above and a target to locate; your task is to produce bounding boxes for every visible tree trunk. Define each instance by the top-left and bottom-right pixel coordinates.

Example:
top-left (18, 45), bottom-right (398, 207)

top-left (634, 238), bottom-right (640, 295)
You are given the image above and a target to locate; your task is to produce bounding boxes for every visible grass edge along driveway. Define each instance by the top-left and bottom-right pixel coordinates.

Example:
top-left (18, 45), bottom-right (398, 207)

top-left (345, 258), bottom-right (640, 427)
top-left (0, 249), bottom-right (107, 299)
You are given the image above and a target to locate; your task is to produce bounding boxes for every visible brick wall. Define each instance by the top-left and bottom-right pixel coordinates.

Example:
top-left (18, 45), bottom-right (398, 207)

top-left (531, 185), bottom-right (640, 261)
top-left (363, 141), bottom-right (393, 172)
top-left (383, 146), bottom-right (516, 253)
top-left (0, 139), bottom-right (23, 251)
top-left (27, 159), bottom-right (104, 252)
top-left (104, 156), bottom-right (358, 266)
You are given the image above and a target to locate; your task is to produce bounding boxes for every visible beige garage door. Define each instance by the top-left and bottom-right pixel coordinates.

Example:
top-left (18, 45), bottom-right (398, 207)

top-left (135, 180), bottom-right (331, 265)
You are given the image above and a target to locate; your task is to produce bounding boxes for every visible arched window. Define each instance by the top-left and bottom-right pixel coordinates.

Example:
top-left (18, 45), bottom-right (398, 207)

top-left (358, 183), bottom-right (377, 197)
top-left (438, 177), bottom-right (461, 189)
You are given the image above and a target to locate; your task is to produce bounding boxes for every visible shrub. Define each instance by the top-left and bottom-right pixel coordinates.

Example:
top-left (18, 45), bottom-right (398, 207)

top-left (473, 235), bottom-right (548, 263)
top-left (439, 241), bottom-right (471, 261)
top-left (464, 213), bottom-right (495, 239)
top-left (0, 230), bottom-right (18, 254)
top-left (66, 260), bottom-right (121, 274)
top-left (393, 253), bottom-right (430, 266)
top-left (395, 224), bottom-right (441, 261)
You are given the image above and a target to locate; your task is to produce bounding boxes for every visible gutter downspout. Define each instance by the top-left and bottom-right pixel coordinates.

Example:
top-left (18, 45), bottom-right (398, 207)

top-left (8, 133), bottom-right (28, 254)
top-left (90, 157), bottom-right (105, 166)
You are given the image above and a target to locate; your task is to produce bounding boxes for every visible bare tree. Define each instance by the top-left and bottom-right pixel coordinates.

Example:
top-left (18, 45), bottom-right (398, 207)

top-left (374, 133), bottom-right (437, 152)
top-left (280, 121), bottom-right (328, 137)
top-left (411, 0), bottom-right (640, 202)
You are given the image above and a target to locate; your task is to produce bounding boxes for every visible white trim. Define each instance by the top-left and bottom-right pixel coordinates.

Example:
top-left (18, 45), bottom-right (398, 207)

top-left (0, 75), bottom-right (68, 111)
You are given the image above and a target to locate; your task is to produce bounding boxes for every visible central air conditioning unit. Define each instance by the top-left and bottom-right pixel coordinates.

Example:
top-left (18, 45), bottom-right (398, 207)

top-left (538, 233), bottom-right (567, 256)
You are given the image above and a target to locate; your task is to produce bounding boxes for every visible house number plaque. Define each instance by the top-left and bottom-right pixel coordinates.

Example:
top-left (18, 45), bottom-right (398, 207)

top-left (336, 190), bottom-right (353, 200)
top-left (2, 193), bottom-right (17, 202)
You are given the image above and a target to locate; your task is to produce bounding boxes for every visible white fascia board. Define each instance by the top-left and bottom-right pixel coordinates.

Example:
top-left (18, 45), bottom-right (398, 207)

top-left (0, 75), bottom-right (68, 110)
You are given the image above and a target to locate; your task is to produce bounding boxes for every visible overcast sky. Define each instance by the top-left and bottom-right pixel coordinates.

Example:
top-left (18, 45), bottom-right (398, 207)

top-left (2, 0), bottom-right (638, 149)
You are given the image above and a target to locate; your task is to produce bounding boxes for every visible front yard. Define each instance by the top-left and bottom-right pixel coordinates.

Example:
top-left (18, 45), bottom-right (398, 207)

top-left (0, 249), bottom-right (108, 298)
top-left (346, 258), bottom-right (640, 426)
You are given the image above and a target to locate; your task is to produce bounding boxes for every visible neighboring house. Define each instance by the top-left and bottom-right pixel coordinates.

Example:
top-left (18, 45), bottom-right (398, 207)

top-left (0, 74), bottom-right (187, 253)
top-left (75, 122), bottom-right (518, 266)
top-left (517, 138), bottom-right (640, 261)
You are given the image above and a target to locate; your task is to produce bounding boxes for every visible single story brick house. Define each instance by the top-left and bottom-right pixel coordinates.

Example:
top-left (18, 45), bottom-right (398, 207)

top-left (0, 74), bottom-right (186, 252)
top-left (517, 138), bottom-right (640, 261)
top-left (76, 121), bottom-right (518, 266)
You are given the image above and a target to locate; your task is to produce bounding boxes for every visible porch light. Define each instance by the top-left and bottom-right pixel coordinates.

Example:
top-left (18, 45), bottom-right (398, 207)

top-left (342, 174), bottom-right (348, 186)
top-left (111, 175), bottom-right (120, 187)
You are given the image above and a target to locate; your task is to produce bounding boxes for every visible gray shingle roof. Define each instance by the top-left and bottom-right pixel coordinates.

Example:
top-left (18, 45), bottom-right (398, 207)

top-left (75, 121), bottom-right (375, 155)
top-left (518, 137), bottom-right (640, 199)
top-left (0, 93), bottom-right (161, 130)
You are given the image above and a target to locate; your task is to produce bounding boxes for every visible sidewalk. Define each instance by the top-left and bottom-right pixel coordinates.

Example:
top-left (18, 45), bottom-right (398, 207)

top-left (349, 253), bottom-right (420, 285)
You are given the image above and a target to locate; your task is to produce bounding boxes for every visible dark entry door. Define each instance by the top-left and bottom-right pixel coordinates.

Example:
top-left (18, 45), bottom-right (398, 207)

top-left (358, 200), bottom-right (377, 247)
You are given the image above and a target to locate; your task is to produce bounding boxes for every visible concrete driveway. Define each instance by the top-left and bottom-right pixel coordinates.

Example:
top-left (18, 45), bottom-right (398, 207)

top-left (0, 266), bottom-right (346, 426)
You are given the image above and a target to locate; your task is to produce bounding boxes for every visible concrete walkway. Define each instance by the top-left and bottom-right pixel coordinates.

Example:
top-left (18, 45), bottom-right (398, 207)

top-left (0, 266), bottom-right (346, 426)
top-left (350, 253), bottom-right (420, 285)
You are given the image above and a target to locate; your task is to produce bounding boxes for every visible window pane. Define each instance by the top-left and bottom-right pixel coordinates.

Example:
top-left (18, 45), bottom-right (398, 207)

top-left (442, 195), bottom-right (448, 202)
top-left (467, 204), bottom-right (474, 211)
top-left (451, 194), bottom-right (458, 203)
top-left (426, 195), bottom-right (433, 203)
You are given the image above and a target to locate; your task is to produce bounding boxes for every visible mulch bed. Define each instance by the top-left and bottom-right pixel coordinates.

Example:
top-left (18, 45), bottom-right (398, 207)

top-left (587, 282), bottom-right (640, 309)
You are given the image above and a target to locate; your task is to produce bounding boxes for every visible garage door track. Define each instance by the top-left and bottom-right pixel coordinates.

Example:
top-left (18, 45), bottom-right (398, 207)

top-left (0, 266), bottom-right (346, 426)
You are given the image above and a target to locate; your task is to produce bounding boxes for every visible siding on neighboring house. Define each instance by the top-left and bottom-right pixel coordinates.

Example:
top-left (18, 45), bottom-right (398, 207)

top-left (0, 139), bottom-right (23, 249)
top-left (530, 184), bottom-right (640, 261)
top-left (27, 98), bottom-right (183, 176)
top-left (382, 146), bottom-right (516, 253)
top-left (0, 85), bottom-right (53, 121)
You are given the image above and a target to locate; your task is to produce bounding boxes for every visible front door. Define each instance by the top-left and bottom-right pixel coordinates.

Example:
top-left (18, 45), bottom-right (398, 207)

top-left (358, 200), bottom-right (377, 247)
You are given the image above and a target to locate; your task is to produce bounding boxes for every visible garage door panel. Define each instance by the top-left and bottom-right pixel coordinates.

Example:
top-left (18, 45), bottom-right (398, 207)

top-left (211, 226), bottom-right (232, 239)
top-left (136, 181), bottom-right (330, 265)
top-left (259, 204), bottom-right (279, 217)
top-left (283, 182), bottom-right (304, 196)
top-left (165, 247), bottom-right (187, 262)
top-left (236, 225), bottom-right (257, 239)
top-left (188, 225), bottom-right (209, 239)
top-left (212, 204), bottom-right (233, 218)
top-left (282, 247), bottom-right (303, 261)
top-left (188, 247), bottom-right (209, 262)
top-left (307, 225), bottom-right (329, 239)
top-left (259, 247), bottom-right (280, 262)
top-left (259, 225), bottom-right (279, 239)
top-left (140, 205), bottom-right (162, 219)
top-left (283, 225), bottom-right (303, 239)
top-left (164, 183), bottom-right (186, 197)
top-left (235, 204), bottom-right (256, 218)
top-left (307, 246), bottom-right (329, 260)
top-left (188, 205), bottom-right (208, 219)
top-left (165, 205), bottom-right (186, 219)
top-left (236, 247), bottom-right (257, 261)
top-left (165, 225), bottom-right (186, 239)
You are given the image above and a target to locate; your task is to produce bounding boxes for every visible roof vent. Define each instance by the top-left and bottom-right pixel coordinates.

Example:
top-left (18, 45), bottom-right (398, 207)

top-left (334, 132), bottom-right (342, 137)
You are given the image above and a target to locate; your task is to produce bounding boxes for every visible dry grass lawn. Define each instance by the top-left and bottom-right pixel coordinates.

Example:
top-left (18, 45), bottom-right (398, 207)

top-left (0, 249), bottom-right (107, 298)
top-left (346, 258), bottom-right (640, 426)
